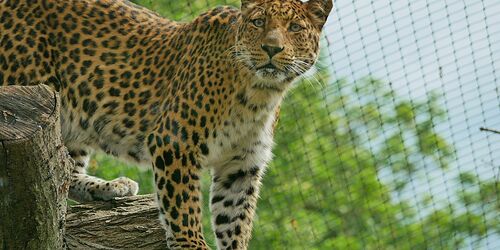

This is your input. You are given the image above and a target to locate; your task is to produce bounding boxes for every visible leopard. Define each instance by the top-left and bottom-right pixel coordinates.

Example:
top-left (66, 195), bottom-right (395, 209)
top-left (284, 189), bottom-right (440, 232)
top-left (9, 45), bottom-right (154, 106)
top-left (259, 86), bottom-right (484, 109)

top-left (0, 0), bottom-right (333, 249)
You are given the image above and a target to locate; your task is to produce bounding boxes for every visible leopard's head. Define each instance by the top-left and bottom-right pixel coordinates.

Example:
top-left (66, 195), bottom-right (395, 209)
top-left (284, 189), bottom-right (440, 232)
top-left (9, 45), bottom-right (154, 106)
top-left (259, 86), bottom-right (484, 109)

top-left (235, 0), bottom-right (333, 88)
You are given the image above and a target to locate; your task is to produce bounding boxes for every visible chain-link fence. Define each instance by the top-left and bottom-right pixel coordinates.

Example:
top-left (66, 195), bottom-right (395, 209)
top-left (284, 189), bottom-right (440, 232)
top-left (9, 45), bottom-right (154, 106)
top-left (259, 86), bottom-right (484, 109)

top-left (93, 0), bottom-right (499, 249)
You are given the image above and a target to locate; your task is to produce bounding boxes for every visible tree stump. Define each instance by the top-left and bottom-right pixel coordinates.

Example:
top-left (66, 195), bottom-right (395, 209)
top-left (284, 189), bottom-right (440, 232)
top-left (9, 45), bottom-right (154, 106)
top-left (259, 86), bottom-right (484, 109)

top-left (0, 85), bottom-right (71, 249)
top-left (0, 85), bottom-right (168, 249)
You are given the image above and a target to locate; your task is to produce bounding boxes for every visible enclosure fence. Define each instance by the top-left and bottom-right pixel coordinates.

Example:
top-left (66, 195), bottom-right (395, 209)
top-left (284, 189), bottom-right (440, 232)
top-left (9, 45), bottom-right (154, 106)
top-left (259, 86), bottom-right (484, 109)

top-left (97, 1), bottom-right (500, 249)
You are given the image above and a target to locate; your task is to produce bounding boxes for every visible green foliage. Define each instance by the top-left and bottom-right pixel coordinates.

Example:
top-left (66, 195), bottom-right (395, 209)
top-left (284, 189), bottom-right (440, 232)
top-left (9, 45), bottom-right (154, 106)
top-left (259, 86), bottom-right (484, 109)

top-left (89, 1), bottom-right (498, 249)
top-left (131, 0), bottom-right (239, 21)
top-left (246, 72), bottom-right (495, 249)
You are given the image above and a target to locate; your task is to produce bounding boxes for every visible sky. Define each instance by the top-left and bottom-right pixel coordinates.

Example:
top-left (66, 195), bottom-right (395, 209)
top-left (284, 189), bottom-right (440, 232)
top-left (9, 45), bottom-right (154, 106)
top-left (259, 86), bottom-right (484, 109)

top-left (321, 0), bottom-right (499, 248)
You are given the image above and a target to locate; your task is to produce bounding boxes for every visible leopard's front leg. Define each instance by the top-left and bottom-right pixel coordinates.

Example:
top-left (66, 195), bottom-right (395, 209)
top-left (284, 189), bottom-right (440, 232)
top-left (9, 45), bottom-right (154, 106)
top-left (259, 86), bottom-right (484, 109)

top-left (150, 135), bottom-right (209, 249)
top-left (210, 163), bottom-right (264, 250)
top-left (67, 147), bottom-right (138, 202)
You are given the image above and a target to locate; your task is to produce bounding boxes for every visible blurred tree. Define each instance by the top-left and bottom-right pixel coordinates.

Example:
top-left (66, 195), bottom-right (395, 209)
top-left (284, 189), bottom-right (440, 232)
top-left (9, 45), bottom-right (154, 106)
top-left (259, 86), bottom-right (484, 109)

top-left (89, 1), bottom-right (499, 249)
top-left (251, 73), bottom-right (490, 249)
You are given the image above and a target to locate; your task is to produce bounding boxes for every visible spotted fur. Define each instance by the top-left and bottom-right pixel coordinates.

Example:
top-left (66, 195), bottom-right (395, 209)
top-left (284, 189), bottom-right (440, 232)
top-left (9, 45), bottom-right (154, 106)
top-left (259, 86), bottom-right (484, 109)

top-left (0, 0), bottom-right (332, 249)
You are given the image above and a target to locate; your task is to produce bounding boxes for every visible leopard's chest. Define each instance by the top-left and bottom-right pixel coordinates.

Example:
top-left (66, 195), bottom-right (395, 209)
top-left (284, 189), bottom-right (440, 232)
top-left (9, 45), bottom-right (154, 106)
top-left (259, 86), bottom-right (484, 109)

top-left (201, 111), bottom-right (276, 170)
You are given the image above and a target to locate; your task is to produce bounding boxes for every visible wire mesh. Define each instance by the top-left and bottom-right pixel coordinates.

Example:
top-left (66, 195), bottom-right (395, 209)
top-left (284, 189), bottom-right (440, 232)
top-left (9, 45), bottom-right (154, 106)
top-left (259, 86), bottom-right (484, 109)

top-left (93, 0), bottom-right (500, 249)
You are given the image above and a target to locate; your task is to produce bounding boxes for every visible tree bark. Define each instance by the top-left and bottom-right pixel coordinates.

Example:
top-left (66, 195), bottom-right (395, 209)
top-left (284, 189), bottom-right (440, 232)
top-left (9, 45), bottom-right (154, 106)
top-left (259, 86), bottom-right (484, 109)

top-left (0, 85), bottom-right (71, 249)
top-left (65, 195), bottom-right (168, 249)
top-left (0, 85), bottom-right (168, 249)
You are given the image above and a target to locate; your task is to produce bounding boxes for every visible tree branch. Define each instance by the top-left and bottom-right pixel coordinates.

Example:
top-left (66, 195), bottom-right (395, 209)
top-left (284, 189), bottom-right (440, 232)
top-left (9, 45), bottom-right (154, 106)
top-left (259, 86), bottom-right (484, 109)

top-left (479, 127), bottom-right (500, 135)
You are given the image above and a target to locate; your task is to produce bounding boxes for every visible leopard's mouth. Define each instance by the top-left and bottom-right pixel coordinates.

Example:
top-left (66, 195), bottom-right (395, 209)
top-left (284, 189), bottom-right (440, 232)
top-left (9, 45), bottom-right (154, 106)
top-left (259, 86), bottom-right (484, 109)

top-left (253, 62), bottom-right (289, 83)
top-left (256, 63), bottom-right (286, 76)
top-left (257, 63), bottom-right (277, 70)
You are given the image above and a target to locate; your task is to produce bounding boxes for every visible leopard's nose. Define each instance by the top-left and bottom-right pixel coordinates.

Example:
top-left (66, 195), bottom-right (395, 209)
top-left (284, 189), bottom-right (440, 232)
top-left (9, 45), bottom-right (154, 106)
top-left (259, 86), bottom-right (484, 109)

top-left (261, 44), bottom-right (284, 58)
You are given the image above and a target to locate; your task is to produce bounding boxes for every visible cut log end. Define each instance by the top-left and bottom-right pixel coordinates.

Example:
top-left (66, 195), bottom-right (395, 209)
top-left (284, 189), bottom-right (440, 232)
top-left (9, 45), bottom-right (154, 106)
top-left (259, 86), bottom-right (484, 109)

top-left (0, 84), bottom-right (58, 141)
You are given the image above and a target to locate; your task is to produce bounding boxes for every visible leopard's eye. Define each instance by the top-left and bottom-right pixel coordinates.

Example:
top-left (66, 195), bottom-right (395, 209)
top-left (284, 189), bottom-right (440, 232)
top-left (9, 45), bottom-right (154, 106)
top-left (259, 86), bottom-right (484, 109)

top-left (289, 23), bottom-right (303, 32)
top-left (252, 18), bottom-right (265, 28)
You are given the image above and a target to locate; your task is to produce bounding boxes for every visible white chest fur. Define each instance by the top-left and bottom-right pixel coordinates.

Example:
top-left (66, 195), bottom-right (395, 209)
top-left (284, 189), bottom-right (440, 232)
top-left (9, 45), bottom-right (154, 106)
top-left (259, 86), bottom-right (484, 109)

top-left (201, 102), bottom-right (278, 171)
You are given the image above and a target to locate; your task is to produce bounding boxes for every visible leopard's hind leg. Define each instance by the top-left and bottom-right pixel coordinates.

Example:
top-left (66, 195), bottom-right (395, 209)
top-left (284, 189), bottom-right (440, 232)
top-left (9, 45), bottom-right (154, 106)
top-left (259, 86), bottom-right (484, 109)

top-left (67, 148), bottom-right (138, 202)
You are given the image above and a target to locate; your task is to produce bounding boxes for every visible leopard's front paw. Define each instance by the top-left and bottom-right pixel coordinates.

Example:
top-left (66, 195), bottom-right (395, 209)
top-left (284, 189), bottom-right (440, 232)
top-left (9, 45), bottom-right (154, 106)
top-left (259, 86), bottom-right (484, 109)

top-left (110, 177), bottom-right (139, 197)
top-left (69, 175), bottom-right (139, 202)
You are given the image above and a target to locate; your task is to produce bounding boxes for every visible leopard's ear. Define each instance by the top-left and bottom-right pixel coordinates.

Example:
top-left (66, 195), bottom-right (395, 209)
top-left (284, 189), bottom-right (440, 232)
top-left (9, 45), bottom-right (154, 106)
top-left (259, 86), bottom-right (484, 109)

top-left (307, 0), bottom-right (333, 30)
top-left (240, 0), bottom-right (250, 9)
top-left (240, 0), bottom-right (257, 10)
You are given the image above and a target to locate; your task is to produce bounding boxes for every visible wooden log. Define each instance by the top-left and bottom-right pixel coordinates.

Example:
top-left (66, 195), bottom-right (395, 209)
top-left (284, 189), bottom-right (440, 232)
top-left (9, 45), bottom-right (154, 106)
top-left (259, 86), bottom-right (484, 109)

top-left (65, 194), bottom-right (168, 249)
top-left (0, 85), bottom-right (71, 249)
top-left (0, 85), bottom-right (168, 249)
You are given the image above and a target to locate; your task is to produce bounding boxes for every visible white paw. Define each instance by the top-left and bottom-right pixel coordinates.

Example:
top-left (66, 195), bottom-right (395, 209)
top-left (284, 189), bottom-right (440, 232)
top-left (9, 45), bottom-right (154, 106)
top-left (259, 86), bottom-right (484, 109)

top-left (110, 177), bottom-right (139, 197)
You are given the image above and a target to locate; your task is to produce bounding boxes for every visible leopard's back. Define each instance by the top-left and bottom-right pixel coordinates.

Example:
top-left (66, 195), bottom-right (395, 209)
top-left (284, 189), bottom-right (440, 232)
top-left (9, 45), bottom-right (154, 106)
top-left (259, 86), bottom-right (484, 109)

top-left (0, 0), bottom-right (182, 163)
